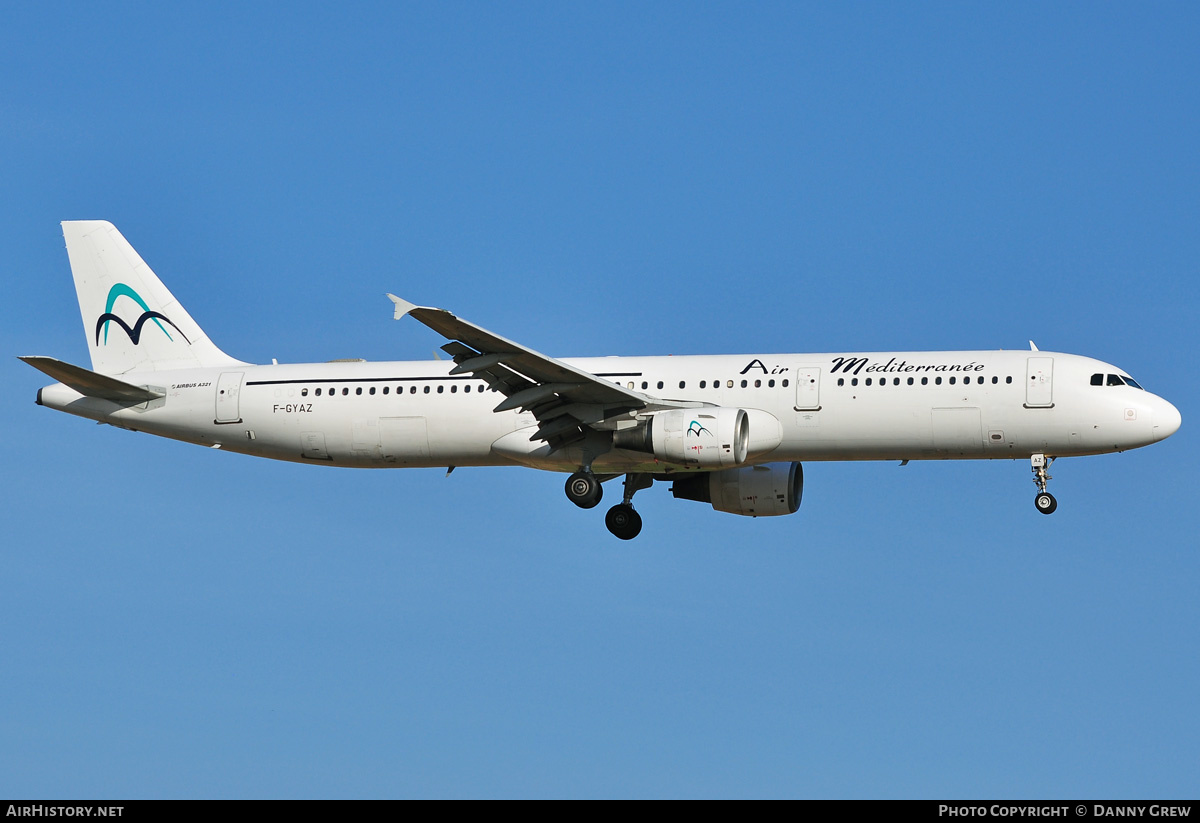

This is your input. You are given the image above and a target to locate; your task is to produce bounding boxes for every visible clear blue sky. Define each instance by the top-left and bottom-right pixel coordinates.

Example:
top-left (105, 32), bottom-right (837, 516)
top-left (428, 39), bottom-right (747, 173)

top-left (2, 2), bottom-right (1197, 798)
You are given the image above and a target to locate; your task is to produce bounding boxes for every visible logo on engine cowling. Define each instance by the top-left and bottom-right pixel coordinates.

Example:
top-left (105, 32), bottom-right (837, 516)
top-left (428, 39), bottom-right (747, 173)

top-left (687, 420), bottom-right (712, 437)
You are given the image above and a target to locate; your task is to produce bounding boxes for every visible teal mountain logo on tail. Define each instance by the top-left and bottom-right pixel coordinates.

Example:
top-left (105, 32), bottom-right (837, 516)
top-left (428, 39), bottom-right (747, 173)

top-left (95, 283), bottom-right (190, 346)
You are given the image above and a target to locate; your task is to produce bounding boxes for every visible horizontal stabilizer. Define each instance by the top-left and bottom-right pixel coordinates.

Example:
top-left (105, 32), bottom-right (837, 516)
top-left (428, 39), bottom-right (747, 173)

top-left (18, 356), bottom-right (164, 404)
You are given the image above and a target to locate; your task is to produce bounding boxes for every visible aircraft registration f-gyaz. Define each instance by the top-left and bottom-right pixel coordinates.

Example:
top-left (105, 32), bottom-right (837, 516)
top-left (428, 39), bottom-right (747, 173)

top-left (23, 221), bottom-right (1181, 539)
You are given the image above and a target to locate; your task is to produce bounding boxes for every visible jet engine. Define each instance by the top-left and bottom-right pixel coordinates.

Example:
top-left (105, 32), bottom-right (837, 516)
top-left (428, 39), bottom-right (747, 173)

top-left (613, 407), bottom-right (749, 467)
top-left (670, 462), bottom-right (803, 517)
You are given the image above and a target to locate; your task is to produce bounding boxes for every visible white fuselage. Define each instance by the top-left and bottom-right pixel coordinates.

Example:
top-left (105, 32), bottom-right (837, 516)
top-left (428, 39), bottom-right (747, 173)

top-left (37, 349), bottom-right (1180, 473)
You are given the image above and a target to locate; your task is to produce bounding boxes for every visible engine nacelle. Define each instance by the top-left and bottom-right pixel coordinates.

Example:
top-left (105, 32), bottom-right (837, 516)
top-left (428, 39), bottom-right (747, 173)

top-left (614, 407), bottom-right (749, 467)
top-left (671, 462), bottom-right (803, 517)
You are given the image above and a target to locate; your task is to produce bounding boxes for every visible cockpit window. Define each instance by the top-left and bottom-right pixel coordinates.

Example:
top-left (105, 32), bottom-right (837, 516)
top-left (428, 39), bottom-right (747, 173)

top-left (1092, 372), bottom-right (1145, 389)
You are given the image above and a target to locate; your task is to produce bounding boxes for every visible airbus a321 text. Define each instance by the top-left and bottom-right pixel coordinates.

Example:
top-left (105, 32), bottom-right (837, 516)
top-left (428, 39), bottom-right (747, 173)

top-left (23, 221), bottom-right (1181, 539)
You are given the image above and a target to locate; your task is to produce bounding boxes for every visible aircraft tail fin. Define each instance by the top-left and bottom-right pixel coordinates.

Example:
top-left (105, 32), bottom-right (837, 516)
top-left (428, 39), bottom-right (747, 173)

top-left (62, 220), bottom-right (244, 375)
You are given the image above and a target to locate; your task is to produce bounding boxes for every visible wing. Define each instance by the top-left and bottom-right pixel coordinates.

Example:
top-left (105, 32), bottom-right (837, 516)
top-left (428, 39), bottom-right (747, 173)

top-left (387, 295), bottom-right (702, 450)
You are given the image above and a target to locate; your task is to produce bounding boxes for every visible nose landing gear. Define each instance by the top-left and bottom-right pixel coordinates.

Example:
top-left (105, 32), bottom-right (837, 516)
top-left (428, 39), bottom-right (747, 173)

top-left (605, 473), bottom-right (652, 540)
top-left (1031, 454), bottom-right (1057, 514)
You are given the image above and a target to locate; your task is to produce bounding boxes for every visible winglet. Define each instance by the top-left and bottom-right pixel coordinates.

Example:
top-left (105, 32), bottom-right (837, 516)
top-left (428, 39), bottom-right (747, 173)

top-left (387, 294), bottom-right (418, 320)
top-left (1029, 340), bottom-right (1039, 351)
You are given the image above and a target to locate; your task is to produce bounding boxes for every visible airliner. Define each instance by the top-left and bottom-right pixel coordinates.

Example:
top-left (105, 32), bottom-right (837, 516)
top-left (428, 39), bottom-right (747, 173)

top-left (22, 221), bottom-right (1181, 539)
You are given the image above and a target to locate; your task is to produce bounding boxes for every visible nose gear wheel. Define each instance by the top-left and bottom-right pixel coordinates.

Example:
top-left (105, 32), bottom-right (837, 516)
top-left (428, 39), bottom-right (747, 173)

top-left (1030, 454), bottom-right (1057, 515)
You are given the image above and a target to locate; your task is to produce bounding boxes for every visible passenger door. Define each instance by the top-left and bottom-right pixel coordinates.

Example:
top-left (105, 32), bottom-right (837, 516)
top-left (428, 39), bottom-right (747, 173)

top-left (1025, 357), bottom-right (1054, 408)
top-left (794, 367), bottom-right (821, 411)
top-left (215, 372), bottom-right (244, 424)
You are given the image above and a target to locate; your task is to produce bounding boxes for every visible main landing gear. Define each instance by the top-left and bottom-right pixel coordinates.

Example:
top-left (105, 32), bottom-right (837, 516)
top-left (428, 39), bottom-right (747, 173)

top-left (605, 505), bottom-right (641, 541)
top-left (565, 469), bottom-right (651, 539)
top-left (604, 474), bottom-right (652, 540)
top-left (565, 470), bottom-right (603, 509)
top-left (1031, 454), bottom-right (1057, 515)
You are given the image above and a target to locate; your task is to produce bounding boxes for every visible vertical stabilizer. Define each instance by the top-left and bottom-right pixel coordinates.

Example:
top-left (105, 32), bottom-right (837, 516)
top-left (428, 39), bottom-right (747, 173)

top-left (62, 221), bottom-right (244, 375)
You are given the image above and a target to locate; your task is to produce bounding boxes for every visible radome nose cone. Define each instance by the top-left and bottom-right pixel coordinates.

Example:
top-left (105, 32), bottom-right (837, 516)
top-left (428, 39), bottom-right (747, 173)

top-left (1154, 400), bottom-right (1181, 442)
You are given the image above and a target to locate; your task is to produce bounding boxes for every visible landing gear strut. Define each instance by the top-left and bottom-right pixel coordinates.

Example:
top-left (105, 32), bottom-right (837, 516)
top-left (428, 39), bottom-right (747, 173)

top-left (605, 474), bottom-right (652, 540)
top-left (565, 471), bottom-right (603, 509)
top-left (1031, 454), bottom-right (1057, 515)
